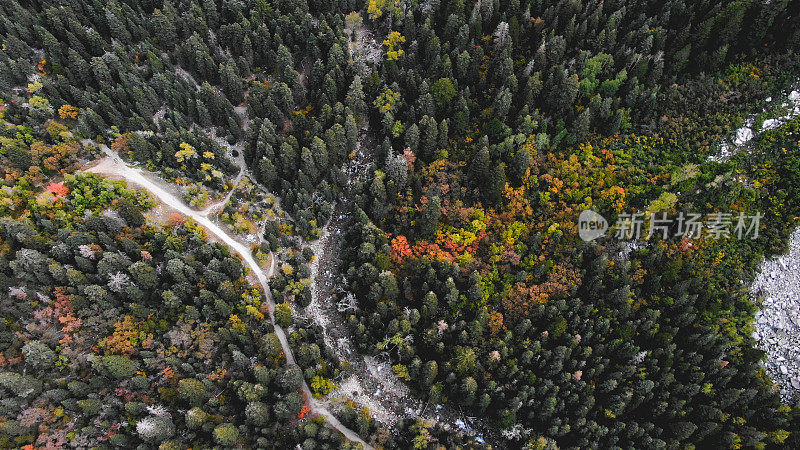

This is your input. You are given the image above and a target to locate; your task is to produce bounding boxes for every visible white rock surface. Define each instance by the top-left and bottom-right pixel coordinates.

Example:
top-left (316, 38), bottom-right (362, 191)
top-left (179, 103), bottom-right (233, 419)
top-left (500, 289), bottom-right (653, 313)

top-left (762, 118), bottom-right (783, 131)
top-left (708, 88), bottom-right (800, 162)
top-left (734, 126), bottom-right (754, 145)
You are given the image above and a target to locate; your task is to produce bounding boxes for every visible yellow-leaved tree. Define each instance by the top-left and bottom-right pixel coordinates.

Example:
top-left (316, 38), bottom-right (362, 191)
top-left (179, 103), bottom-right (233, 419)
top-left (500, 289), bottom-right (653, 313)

top-left (383, 31), bottom-right (406, 61)
top-left (175, 142), bottom-right (196, 163)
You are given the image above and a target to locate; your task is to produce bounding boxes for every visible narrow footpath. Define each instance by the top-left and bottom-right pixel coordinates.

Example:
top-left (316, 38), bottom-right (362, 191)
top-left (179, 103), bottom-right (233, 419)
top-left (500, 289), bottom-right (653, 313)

top-left (84, 145), bottom-right (372, 449)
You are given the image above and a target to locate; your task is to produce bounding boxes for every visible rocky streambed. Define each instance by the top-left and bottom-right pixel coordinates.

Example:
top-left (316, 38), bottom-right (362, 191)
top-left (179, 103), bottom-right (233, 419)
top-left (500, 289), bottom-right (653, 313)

top-left (752, 229), bottom-right (800, 402)
top-left (702, 84), bottom-right (800, 402)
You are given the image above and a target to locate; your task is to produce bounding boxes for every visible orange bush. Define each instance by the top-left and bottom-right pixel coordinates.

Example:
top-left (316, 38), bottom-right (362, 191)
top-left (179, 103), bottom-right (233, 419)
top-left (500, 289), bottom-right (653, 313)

top-left (46, 182), bottom-right (69, 197)
top-left (390, 235), bottom-right (412, 263)
top-left (58, 104), bottom-right (79, 120)
top-left (487, 311), bottom-right (505, 336)
top-left (111, 133), bottom-right (131, 153)
top-left (99, 316), bottom-right (139, 356)
top-left (167, 212), bottom-right (185, 226)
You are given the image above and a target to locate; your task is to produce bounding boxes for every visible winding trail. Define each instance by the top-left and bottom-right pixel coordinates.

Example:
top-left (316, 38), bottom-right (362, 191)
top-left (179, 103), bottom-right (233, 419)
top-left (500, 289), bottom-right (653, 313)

top-left (84, 145), bottom-right (372, 449)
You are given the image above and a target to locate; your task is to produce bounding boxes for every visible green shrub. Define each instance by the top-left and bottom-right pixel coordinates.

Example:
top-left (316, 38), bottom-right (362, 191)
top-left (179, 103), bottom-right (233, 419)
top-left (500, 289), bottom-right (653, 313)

top-left (116, 198), bottom-right (145, 227)
top-left (108, 433), bottom-right (130, 447)
top-left (185, 407), bottom-right (208, 429)
top-left (60, 398), bottom-right (79, 412)
top-left (44, 388), bottom-right (69, 402)
top-left (177, 378), bottom-right (208, 406)
top-left (130, 375), bottom-right (149, 390)
top-left (67, 380), bottom-right (89, 397)
top-left (275, 302), bottom-right (293, 328)
top-left (0, 372), bottom-right (42, 398)
top-left (303, 422), bottom-right (319, 437)
top-left (0, 419), bottom-right (32, 437)
top-left (77, 398), bottom-right (103, 416)
top-left (162, 290), bottom-right (181, 310)
top-left (124, 401), bottom-right (147, 415)
top-left (158, 440), bottom-right (181, 450)
top-left (213, 423), bottom-right (239, 446)
top-left (253, 365), bottom-right (273, 385)
top-left (260, 334), bottom-right (284, 362)
top-left (277, 365), bottom-right (303, 390)
top-left (101, 355), bottom-right (137, 379)
top-left (22, 340), bottom-right (57, 371)
top-left (245, 401), bottom-right (270, 425)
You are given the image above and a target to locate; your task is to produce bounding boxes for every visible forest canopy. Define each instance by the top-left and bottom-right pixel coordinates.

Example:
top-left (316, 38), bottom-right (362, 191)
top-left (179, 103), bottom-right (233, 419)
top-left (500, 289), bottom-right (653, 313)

top-left (2, 0), bottom-right (800, 448)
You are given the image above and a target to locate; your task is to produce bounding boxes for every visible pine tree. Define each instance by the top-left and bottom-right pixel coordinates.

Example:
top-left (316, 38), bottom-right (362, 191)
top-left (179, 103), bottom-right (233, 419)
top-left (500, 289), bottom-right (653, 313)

top-left (345, 113), bottom-right (358, 155)
top-left (404, 123), bottom-right (420, 151)
top-left (219, 62), bottom-right (244, 105)
top-left (346, 75), bottom-right (367, 118)
top-left (420, 115), bottom-right (438, 162)
top-left (151, 9), bottom-right (177, 49)
top-left (418, 196), bottom-right (441, 238)
top-left (461, 376), bottom-right (478, 405)
top-left (300, 147), bottom-right (317, 182)
top-left (422, 291), bottom-right (438, 320)
top-left (468, 145), bottom-right (490, 197)
top-left (276, 44), bottom-right (295, 84)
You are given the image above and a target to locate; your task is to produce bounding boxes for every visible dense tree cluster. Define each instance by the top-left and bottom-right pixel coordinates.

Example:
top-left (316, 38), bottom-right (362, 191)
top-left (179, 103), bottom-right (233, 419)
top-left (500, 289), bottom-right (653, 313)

top-left (0, 110), bottom-right (363, 448)
top-left (0, 0), bottom-right (370, 236)
top-left (333, 0), bottom-right (800, 448)
top-left (343, 211), bottom-right (798, 446)
top-left (3, 0), bottom-right (800, 448)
